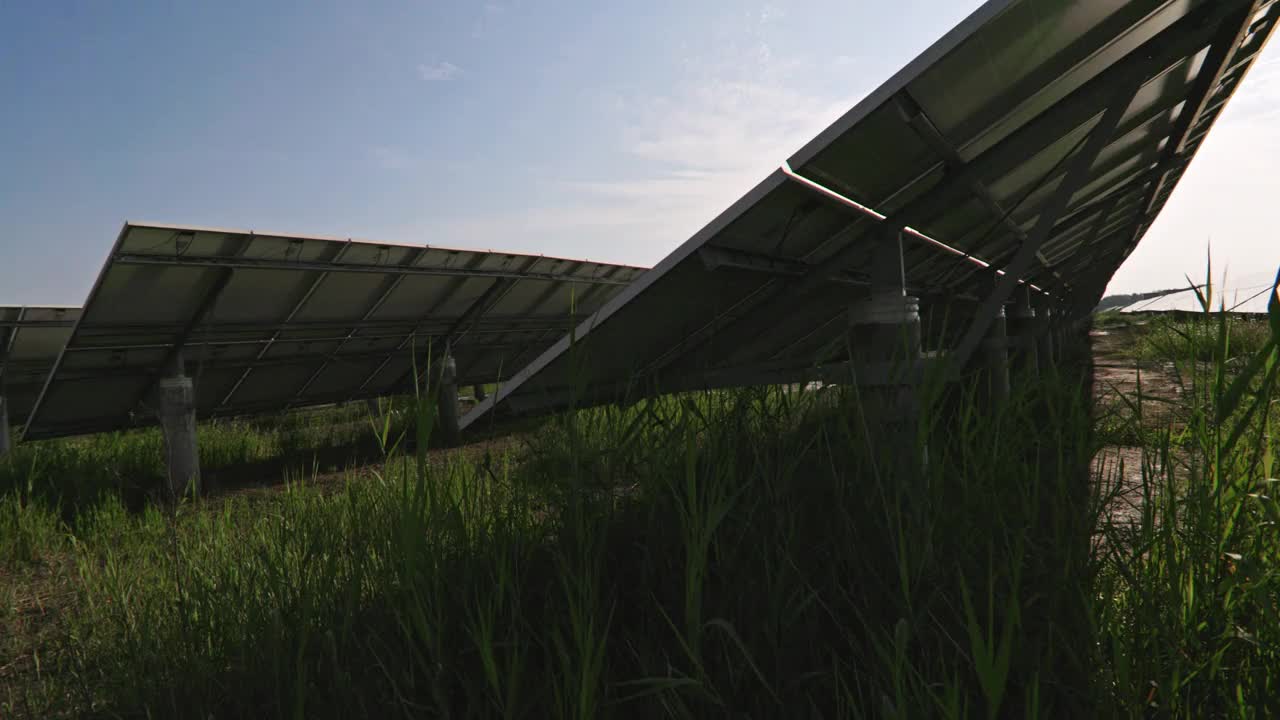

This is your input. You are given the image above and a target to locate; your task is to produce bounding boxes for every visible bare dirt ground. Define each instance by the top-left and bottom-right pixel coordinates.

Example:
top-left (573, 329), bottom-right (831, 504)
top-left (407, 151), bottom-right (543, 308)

top-left (1090, 321), bottom-right (1183, 410)
top-left (1090, 321), bottom-right (1185, 530)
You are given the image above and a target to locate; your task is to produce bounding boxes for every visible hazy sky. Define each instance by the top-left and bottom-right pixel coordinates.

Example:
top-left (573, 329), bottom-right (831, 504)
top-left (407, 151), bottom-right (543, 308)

top-left (2, 1), bottom-right (1277, 305)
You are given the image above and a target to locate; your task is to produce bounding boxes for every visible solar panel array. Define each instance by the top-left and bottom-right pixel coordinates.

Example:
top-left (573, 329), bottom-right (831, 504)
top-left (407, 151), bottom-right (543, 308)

top-left (0, 306), bottom-right (80, 430)
top-left (22, 223), bottom-right (644, 440)
top-left (461, 0), bottom-right (1278, 429)
top-left (1119, 282), bottom-right (1280, 314)
top-left (6, 0), bottom-right (1276, 445)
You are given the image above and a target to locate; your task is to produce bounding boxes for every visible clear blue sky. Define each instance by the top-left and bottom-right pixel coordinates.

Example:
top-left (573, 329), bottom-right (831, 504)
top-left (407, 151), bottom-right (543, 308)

top-left (3, 1), bottom-right (1277, 305)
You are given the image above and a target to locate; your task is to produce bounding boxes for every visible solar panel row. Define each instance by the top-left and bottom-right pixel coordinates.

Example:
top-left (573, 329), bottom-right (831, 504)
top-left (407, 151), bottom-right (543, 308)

top-left (0, 306), bottom-right (80, 433)
top-left (5, 0), bottom-right (1275, 464)
top-left (1119, 282), bottom-right (1280, 314)
top-left (21, 223), bottom-right (644, 440)
top-left (460, 0), bottom-right (1278, 429)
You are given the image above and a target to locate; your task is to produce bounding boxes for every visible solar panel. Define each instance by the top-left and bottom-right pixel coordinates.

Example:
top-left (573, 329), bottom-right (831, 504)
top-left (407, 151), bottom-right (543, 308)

top-left (1, 306), bottom-right (80, 431)
top-left (1119, 282), bottom-right (1280, 314)
top-left (462, 0), bottom-right (1278, 429)
top-left (22, 223), bottom-right (645, 440)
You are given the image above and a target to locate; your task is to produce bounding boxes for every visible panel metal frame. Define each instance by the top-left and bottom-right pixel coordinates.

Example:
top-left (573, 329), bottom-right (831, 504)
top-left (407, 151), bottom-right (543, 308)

top-left (460, 0), bottom-right (1277, 431)
top-left (23, 223), bottom-right (645, 440)
top-left (1, 306), bottom-right (82, 431)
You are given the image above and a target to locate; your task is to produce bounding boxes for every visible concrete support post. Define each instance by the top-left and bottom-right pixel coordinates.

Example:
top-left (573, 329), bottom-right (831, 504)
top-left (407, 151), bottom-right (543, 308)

top-left (979, 306), bottom-right (1010, 408)
top-left (1005, 288), bottom-right (1040, 380)
top-left (0, 393), bottom-right (11, 458)
top-left (437, 355), bottom-right (460, 446)
top-left (366, 397), bottom-right (380, 417)
top-left (846, 230), bottom-right (925, 480)
top-left (849, 289), bottom-right (924, 478)
top-left (158, 356), bottom-right (199, 499)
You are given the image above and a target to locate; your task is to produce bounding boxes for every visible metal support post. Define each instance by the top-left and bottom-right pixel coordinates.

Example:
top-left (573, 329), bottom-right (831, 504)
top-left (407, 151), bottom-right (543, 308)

top-left (1005, 287), bottom-right (1040, 380)
top-left (1, 324), bottom-right (9, 457)
top-left (950, 65), bottom-right (1143, 370)
top-left (1053, 301), bottom-right (1071, 363)
top-left (0, 393), bottom-right (11, 458)
top-left (1037, 304), bottom-right (1056, 373)
top-left (158, 353), bottom-right (199, 499)
top-left (474, 383), bottom-right (487, 401)
top-left (979, 306), bottom-right (1010, 408)
top-left (437, 355), bottom-right (460, 446)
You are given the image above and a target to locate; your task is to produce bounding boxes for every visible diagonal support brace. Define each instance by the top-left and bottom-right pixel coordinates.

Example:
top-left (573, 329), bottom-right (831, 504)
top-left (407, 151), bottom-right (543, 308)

top-left (951, 68), bottom-right (1145, 369)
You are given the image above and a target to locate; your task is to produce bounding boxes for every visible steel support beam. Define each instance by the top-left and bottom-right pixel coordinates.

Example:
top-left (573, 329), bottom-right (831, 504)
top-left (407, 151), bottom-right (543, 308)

top-left (126, 233), bottom-right (256, 416)
top-left (113, 253), bottom-right (632, 286)
top-left (951, 64), bottom-right (1143, 370)
top-left (350, 253), bottom-right (492, 395)
top-left (1043, 191), bottom-right (1140, 282)
top-left (519, 261), bottom-right (585, 316)
top-left (1175, 3), bottom-right (1269, 157)
top-left (789, 0), bottom-right (1234, 298)
top-left (0, 318), bottom-right (76, 329)
top-left (941, 1), bottom-right (1210, 147)
top-left (43, 342), bottom-right (548, 383)
top-left (465, 262), bottom-right (627, 392)
top-left (132, 268), bottom-right (236, 414)
top-left (698, 245), bottom-right (869, 286)
top-left (650, 173), bottom-right (995, 385)
top-left (1028, 164), bottom-right (1164, 243)
top-left (894, 90), bottom-right (1059, 280)
top-left (290, 248), bottom-right (425, 404)
top-left (218, 241), bottom-right (353, 409)
top-left (1152, 42), bottom-right (1257, 220)
top-left (786, 34), bottom-right (1198, 300)
top-left (558, 262), bottom-right (628, 315)
top-left (1124, 3), bottom-right (1264, 252)
top-left (385, 255), bottom-right (540, 395)
top-left (62, 329), bottom-right (554, 357)
top-left (464, 356), bottom-right (938, 425)
top-left (384, 280), bottom-right (516, 394)
top-left (472, 261), bottom-right (598, 377)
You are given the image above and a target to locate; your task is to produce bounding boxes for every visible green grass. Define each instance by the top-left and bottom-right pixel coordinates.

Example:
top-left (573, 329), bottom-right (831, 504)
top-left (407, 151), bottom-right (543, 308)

top-left (1091, 295), bottom-right (1280, 715)
top-left (1135, 315), bottom-right (1273, 365)
top-left (2, 274), bottom-right (1279, 717)
top-left (0, 401), bottom-right (407, 516)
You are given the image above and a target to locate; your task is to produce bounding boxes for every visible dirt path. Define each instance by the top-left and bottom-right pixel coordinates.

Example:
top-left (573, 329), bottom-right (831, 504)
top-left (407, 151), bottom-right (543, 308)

top-left (1090, 321), bottom-right (1184, 532)
top-left (1091, 322), bottom-right (1183, 411)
